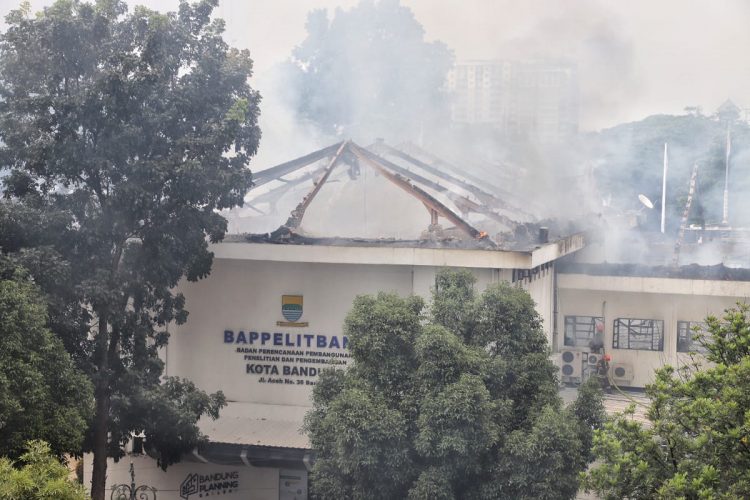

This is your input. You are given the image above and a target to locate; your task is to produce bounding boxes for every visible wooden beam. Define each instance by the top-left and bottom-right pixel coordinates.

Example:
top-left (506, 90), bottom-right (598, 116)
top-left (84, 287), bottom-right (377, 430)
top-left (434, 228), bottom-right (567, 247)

top-left (349, 143), bottom-right (489, 242)
top-left (285, 141), bottom-right (349, 230)
top-left (251, 142), bottom-right (344, 189)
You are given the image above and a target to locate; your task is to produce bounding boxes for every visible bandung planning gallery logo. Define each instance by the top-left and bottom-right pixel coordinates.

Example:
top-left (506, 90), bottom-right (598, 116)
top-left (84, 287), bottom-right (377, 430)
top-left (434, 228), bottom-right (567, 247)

top-left (180, 471), bottom-right (239, 498)
top-left (180, 473), bottom-right (198, 499)
top-left (277, 295), bottom-right (308, 327)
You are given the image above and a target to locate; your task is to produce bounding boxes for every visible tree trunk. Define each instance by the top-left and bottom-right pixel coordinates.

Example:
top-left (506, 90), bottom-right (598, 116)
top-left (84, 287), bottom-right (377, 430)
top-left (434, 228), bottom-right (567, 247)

top-left (90, 391), bottom-right (111, 500)
top-left (90, 315), bottom-right (110, 500)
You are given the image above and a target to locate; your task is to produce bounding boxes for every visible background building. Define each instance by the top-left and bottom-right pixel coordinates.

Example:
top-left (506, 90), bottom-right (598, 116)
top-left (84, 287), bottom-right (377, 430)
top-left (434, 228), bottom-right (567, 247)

top-left (447, 59), bottom-right (579, 144)
top-left (446, 60), bottom-right (509, 126)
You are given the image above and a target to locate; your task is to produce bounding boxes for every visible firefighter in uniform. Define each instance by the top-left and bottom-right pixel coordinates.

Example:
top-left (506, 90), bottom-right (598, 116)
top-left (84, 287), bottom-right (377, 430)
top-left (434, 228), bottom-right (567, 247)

top-left (596, 354), bottom-right (611, 393)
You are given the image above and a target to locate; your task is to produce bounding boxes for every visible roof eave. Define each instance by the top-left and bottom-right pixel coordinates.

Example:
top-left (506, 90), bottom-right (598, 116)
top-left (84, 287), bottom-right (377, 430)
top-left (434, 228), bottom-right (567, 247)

top-left (211, 236), bottom-right (585, 270)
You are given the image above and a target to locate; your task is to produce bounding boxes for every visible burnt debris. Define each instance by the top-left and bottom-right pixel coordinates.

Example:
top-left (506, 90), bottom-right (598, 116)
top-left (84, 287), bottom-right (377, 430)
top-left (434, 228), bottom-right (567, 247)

top-left (241, 140), bottom-right (554, 248)
top-left (558, 261), bottom-right (750, 282)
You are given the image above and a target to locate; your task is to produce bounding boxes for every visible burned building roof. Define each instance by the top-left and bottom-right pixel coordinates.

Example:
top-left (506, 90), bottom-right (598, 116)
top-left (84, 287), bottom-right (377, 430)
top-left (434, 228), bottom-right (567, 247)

top-left (227, 140), bottom-right (579, 252)
top-left (558, 261), bottom-right (750, 282)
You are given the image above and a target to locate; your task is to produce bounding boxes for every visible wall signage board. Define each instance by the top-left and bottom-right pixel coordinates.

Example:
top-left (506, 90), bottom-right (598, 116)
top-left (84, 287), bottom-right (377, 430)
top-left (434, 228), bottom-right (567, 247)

top-left (101, 457), bottom-right (278, 500)
top-left (222, 295), bottom-right (351, 388)
top-left (179, 471), bottom-right (240, 499)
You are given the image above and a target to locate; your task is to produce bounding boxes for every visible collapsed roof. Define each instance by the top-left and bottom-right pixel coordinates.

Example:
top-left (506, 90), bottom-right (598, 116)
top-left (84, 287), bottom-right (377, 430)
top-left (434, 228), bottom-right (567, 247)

top-left (228, 140), bottom-right (568, 251)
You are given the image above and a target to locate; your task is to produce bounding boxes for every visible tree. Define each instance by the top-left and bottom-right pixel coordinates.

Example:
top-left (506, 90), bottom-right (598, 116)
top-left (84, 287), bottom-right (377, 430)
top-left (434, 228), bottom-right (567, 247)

top-left (583, 303), bottom-right (750, 499)
top-left (287, 0), bottom-right (453, 142)
top-left (0, 264), bottom-right (93, 460)
top-left (0, 440), bottom-right (88, 500)
top-left (0, 1), bottom-right (261, 498)
top-left (305, 269), bottom-right (603, 499)
top-left (0, 201), bottom-right (93, 365)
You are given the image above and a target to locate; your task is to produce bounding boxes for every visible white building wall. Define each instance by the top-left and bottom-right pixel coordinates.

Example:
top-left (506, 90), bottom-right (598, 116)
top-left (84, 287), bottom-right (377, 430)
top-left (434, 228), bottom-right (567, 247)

top-left (167, 259), bottom-right (413, 406)
top-left (84, 254), bottom-right (558, 500)
top-left (558, 273), bottom-right (750, 387)
top-left (83, 455), bottom-right (284, 500)
top-left (517, 266), bottom-right (555, 346)
top-left (165, 259), bottom-right (534, 407)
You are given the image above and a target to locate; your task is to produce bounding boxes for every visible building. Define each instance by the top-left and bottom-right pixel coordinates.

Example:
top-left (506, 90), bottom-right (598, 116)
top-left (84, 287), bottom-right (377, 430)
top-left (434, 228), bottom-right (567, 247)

top-left (446, 60), bottom-right (509, 126)
top-left (86, 141), bottom-right (585, 499)
top-left (446, 59), bottom-right (578, 145)
top-left (506, 60), bottom-right (579, 145)
top-left (557, 262), bottom-right (750, 388)
top-left (554, 230), bottom-right (750, 389)
top-left (87, 141), bottom-right (750, 498)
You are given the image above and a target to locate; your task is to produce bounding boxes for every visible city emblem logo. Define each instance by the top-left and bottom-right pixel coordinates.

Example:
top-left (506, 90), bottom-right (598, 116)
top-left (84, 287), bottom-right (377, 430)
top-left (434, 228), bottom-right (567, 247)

top-left (282, 295), bottom-right (303, 322)
top-left (277, 295), bottom-right (308, 327)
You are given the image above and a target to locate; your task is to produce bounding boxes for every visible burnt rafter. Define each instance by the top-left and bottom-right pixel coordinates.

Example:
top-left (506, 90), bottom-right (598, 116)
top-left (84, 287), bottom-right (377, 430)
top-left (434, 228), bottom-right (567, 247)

top-left (284, 141), bottom-right (349, 230)
top-left (453, 196), bottom-right (518, 229)
top-left (261, 140), bottom-right (497, 243)
top-left (348, 143), bottom-right (489, 242)
top-left (376, 143), bottom-right (503, 205)
top-left (248, 166), bottom-right (325, 207)
top-left (397, 141), bottom-right (497, 194)
top-left (251, 141), bottom-right (344, 189)
top-left (363, 145), bottom-right (517, 230)
top-left (366, 143), bottom-right (520, 229)
top-left (395, 141), bottom-right (536, 220)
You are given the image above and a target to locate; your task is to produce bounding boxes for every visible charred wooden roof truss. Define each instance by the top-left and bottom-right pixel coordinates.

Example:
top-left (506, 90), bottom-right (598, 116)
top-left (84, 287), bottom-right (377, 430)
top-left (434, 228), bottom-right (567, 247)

top-left (246, 140), bottom-right (536, 246)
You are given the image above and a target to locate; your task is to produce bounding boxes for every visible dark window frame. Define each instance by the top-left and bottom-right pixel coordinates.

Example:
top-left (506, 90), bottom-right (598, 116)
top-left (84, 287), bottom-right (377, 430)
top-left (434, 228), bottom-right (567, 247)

top-left (677, 321), bottom-right (709, 354)
top-left (564, 315), bottom-right (604, 348)
top-left (612, 318), bottom-right (664, 351)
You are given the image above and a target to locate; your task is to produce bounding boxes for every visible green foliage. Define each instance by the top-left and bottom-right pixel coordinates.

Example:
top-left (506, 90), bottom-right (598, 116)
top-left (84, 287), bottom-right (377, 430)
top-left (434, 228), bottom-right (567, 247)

top-left (484, 406), bottom-right (583, 500)
top-left (0, 0), bottom-right (260, 497)
top-left (583, 303), bottom-right (750, 499)
top-left (306, 268), bottom-right (603, 499)
top-left (109, 377), bottom-right (225, 469)
top-left (0, 203), bottom-right (93, 364)
top-left (431, 269), bottom-right (477, 342)
top-left (0, 440), bottom-right (88, 500)
top-left (0, 266), bottom-right (93, 459)
top-left (570, 376), bottom-right (607, 462)
top-left (287, 0), bottom-right (453, 141)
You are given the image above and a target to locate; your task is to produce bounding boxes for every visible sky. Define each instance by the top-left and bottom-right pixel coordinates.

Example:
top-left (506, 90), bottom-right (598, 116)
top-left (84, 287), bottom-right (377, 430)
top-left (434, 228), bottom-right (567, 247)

top-left (2, 0), bottom-right (749, 130)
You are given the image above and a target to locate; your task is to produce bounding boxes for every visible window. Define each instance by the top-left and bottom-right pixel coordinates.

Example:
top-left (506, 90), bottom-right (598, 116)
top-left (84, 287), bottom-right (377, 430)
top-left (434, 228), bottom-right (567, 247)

top-left (564, 315), bottom-right (604, 348)
top-left (613, 318), bottom-right (664, 351)
top-left (677, 321), bottom-right (709, 354)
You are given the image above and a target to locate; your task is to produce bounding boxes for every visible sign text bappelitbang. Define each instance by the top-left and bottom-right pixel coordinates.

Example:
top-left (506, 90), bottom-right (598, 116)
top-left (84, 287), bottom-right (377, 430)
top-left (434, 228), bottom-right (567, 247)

top-left (223, 330), bottom-right (351, 385)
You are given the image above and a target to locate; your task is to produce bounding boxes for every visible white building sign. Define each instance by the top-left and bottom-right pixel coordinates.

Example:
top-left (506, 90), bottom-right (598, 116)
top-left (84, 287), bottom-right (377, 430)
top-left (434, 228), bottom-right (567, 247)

top-left (222, 294), bottom-right (351, 388)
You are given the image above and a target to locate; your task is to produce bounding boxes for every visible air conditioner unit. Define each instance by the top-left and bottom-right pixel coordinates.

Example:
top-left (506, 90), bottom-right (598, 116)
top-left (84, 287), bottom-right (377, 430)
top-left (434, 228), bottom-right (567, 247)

top-left (586, 352), bottom-right (602, 366)
top-left (611, 363), bottom-right (634, 384)
top-left (560, 349), bottom-right (583, 382)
